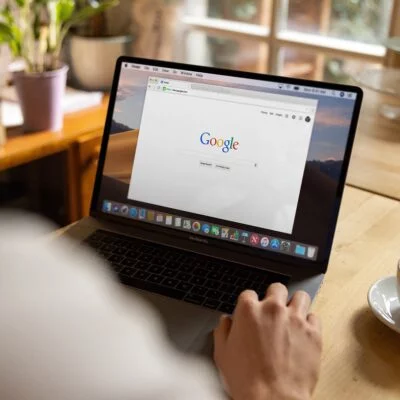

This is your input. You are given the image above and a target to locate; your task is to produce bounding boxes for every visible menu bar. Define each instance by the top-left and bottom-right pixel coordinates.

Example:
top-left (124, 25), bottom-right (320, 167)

top-left (123, 62), bottom-right (357, 99)
top-left (102, 200), bottom-right (318, 261)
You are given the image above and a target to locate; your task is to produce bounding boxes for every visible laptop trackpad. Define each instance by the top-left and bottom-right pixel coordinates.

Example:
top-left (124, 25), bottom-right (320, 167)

top-left (123, 287), bottom-right (221, 357)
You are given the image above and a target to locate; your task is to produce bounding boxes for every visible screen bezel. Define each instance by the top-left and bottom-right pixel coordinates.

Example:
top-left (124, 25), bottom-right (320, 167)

top-left (90, 56), bottom-right (363, 275)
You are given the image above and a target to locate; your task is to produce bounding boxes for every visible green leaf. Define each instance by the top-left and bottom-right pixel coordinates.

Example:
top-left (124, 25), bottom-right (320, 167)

top-left (0, 22), bottom-right (14, 43)
top-left (15, 0), bottom-right (25, 7)
top-left (1, 5), bottom-right (14, 25)
top-left (56, 0), bottom-right (75, 24)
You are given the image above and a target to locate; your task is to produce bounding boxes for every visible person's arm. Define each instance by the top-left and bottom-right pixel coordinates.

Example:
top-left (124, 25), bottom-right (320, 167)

top-left (0, 213), bottom-right (223, 400)
top-left (214, 284), bottom-right (322, 400)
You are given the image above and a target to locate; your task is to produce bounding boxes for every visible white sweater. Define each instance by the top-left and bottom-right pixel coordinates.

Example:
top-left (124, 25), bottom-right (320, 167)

top-left (0, 213), bottom-right (223, 400)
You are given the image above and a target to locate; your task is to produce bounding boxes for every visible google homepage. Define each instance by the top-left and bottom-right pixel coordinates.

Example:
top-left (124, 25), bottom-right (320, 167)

top-left (128, 77), bottom-right (318, 234)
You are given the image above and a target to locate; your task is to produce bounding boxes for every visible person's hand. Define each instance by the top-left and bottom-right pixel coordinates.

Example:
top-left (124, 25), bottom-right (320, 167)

top-left (214, 283), bottom-right (322, 400)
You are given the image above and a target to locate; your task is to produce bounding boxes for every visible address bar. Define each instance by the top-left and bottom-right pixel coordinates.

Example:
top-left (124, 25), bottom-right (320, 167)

top-left (189, 83), bottom-right (315, 113)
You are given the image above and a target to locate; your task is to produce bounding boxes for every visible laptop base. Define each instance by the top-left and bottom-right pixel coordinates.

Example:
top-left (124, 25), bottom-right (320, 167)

top-left (61, 216), bottom-right (324, 354)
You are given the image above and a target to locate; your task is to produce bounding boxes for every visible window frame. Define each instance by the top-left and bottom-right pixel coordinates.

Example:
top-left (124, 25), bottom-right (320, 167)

top-left (181, 0), bottom-right (400, 79)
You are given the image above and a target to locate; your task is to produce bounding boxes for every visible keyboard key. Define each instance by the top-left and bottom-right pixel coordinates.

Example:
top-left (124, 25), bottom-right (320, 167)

top-left (223, 275), bottom-right (238, 285)
top-left (207, 271), bottom-right (223, 280)
top-left (119, 276), bottom-right (185, 300)
top-left (207, 289), bottom-right (222, 300)
top-left (114, 239), bottom-right (127, 248)
top-left (204, 299), bottom-right (220, 310)
top-left (232, 286), bottom-right (244, 297)
top-left (190, 276), bottom-right (206, 286)
top-left (164, 269), bottom-right (178, 278)
top-left (179, 264), bottom-right (192, 272)
top-left (234, 269), bottom-right (250, 279)
top-left (191, 286), bottom-right (207, 296)
top-left (205, 262), bottom-right (218, 271)
top-left (221, 293), bottom-right (237, 304)
top-left (152, 257), bottom-right (166, 266)
top-left (165, 261), bottom-right (180, 269)
top-left (148, 265), bottom-right (164, 274)
top-left (162, 278), bottom-right (179, 288)
top-left (219, 283), bottom-right (235, 294)
top-left (139, 254), bottom-right (153, 263)
top-left (152, 249), bottom-right (165, 257)
top-left (206, 279), bottom-right (220, 290)
top-left (109, 254), bottom-right (125, 264)
top-left (114, 247), bottom-right (128, 255)
top-left (218, 265), bottom-right (230, 274)
top-left (135, 261), bottom-right (149, 270)
top-left (185, 256), bottom-right (196, 264)
top-left (176, 282), bottom-right (193, 292)
top-left (248, 281), bottom-right (262, 291)
top-left (148, 274), bottom-right (163, 284)
top-left (168, 254), bottom-right (181, 262)
top-left (102, 244), bottom-right (117, 253)
top-left (184, 293), bottom-right (205, 305)
top-left (126, 250), bottom-right (140, 258)
top-left (193, 268), bottom-right (208, 277)
top-left (122, 258), bottom-right (136, 268)
top-left (218, 303), bottom-right (235, 314)
top-left (177, 272), bottom-right (191, 281)
top-left (134, 270), bottom-right (150, 280)
top-left (192, 261), bottom-right (207, 269)
top-left (119, 267), bottom-right (136, 277)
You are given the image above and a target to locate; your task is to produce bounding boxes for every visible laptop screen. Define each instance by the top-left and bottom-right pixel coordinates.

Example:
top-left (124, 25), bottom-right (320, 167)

top-left (94, 59), bottom-right (361, 265)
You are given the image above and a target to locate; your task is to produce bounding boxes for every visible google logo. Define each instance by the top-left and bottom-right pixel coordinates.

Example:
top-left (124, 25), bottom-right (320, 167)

top-left (200, 132), bottom-right (239, 153)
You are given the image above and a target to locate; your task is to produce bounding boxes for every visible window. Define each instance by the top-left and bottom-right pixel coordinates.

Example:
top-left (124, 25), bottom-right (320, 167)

top-left (180, 0), bottom-right (398, 83)
top-left (128, 74), bottom-right (318, 233)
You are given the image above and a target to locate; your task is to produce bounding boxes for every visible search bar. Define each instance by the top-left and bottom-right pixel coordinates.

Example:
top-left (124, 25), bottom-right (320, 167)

top-left (179, 149), bottom-right (258, 169)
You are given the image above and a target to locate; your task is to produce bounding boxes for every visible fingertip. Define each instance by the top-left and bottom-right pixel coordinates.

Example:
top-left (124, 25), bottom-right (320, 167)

top-left (238, 289), bottom-right (258, 302)
top-left (288, 290), bottom-right (311, 316)
top-left (214, 314), bottom-right (232, 341)
top-left (265, 282), bottom-right (289, 304)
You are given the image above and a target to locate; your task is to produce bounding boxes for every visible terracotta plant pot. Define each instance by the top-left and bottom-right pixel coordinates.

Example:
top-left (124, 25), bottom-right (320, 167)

top-left (13, 65), bottom-right (68, 132)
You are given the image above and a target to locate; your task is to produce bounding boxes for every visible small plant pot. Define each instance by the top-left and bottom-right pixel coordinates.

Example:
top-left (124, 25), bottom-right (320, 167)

top-left (68, 34), bottom-right (133, 90)
top-left (13, 65), bottom-right (68, 132)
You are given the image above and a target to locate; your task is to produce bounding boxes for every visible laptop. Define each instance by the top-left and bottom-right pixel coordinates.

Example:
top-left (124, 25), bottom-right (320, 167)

top-left (64, 56), bottom-right (363, 353)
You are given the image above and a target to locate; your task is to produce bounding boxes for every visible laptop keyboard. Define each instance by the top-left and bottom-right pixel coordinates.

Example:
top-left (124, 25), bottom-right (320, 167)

top-left (84, 229), bottom-right (290, 314)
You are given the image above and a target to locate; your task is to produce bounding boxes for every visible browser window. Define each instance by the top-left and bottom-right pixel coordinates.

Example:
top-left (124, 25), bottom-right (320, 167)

top-left (128, 77), bottom-right (318, 234)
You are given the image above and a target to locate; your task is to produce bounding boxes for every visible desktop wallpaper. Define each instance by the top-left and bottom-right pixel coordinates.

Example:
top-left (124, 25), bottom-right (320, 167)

top-left (98, 65), bottom-right (357, 254)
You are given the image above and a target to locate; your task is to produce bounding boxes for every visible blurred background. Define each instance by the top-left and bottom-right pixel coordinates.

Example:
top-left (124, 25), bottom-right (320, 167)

top-left (0, 0), bottom-right (399, 227)
top-left (114, 0), bottom-right (398, 82)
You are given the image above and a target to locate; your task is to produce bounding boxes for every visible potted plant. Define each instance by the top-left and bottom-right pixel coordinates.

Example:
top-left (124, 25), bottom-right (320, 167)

top-left (67, 0), bottom-right (133, 90)
top-left (0, 0), bottom-right (117, 132)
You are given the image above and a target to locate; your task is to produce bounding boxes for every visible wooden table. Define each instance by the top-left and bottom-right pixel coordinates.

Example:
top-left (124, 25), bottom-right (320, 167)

top-left (0, 96), bottom-right (109, 221)
top-left (56, 186), bottom-right (400, 399)
top-left (346, 87), bottom-right (400, 200)
top-left (312, 186), bottom-right (400, 399)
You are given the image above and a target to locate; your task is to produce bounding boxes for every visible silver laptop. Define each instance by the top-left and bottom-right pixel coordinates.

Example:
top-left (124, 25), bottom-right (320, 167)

top-left (64, 56), bottom-right (363, 354)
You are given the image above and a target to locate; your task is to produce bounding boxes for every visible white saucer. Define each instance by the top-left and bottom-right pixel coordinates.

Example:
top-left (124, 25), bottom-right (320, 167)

top-left (368, 276), bottom-right (400, 334)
